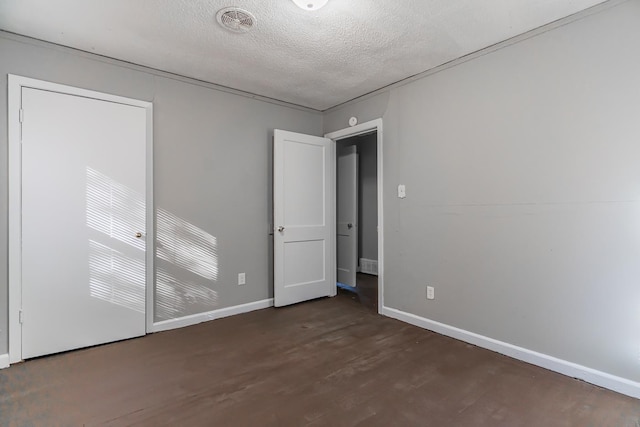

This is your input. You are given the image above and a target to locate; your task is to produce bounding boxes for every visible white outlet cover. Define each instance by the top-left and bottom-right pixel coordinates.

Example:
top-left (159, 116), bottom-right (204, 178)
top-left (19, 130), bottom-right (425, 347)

top-left (427, 286), bottom-right (435, 300)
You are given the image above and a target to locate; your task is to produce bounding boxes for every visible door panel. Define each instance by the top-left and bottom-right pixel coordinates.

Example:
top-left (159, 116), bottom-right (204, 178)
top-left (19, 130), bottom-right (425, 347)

top-left (284, 141), bottom-right (326, 226)
top-left (274, 130), bottom-right (334, 307)
top-left (337, 146), bottom-right (358, 287)
top-left (21, 87), bottom-right (146, 359)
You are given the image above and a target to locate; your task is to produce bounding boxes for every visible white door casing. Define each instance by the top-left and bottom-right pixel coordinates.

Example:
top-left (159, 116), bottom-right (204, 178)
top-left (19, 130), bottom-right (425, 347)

top-left (273, 130), bottom-right (335, 307)
top-left (8, 75), bottom-right (154, 362)
top-left (325, 119), bottom-right (384, 314)
top-left (337, 145), bottom-right (358, 287)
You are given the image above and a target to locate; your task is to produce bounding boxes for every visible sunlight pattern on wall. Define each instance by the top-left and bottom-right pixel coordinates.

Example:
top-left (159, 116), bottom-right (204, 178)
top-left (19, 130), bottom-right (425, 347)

top-left (86, 167), bottom-right (146, 312)
top-left (156, 209), bottom-right (218, 281)
top-left (86, 167), bottom-right (220, 320)
top-left (89, 240), bottom-right (145, 313)
top-left (86, 167), bottom-right (145, 251)
top-left (155, 208), bottom-right (219, 321)
top-left (155, 268), bottom-right (219, 320)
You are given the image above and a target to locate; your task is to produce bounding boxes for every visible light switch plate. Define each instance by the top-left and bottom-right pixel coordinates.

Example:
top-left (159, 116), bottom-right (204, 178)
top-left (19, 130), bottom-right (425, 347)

top-left (398, 184), bottom-right (406, 198)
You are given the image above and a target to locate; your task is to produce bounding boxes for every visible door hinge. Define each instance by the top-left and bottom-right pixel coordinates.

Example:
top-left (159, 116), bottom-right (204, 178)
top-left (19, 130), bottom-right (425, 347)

top-left (19, 108), bottom-right (24, 143)
top-left (19, 310), bottom-right (23, 324)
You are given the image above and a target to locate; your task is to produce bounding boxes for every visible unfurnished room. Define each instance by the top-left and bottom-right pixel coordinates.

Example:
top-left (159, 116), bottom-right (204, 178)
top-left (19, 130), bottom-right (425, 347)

top-left (0, 0), bottom-right (640, 425)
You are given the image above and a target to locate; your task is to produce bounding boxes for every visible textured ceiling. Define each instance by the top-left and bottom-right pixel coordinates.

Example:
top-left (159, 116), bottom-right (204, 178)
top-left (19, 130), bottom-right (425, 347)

top-left (0, 0), bottom-right (607, 110)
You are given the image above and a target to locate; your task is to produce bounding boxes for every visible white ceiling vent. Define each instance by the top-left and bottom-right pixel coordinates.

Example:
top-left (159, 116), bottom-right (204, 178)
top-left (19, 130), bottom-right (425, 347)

top-left (216, 7), bottom-right (256, 33)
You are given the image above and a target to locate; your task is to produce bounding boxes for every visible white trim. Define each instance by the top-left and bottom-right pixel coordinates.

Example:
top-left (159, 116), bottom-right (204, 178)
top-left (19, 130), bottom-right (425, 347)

top-left (359, 258), bottom-right (378, 276)
top-left (325, 119), bottom-right (384, 314)
top-left (325, 120), bottom-right (379, 140)
top-left (151, 299), bottom-right (274, 333)
top-left (8, 75), bottom-right (152, 108)
top-left (328, 140), bottom-right (337, 298)
top-left (0, 354), bottom-right (9, 369)
top-left (382, 306), bottom-right (640, 400)
top-left (145, 102), bottom-right (155, 333)
top-left (8, 76), bottom-right (22, 364)
top-left (8, 75), bottom-right (154, 364)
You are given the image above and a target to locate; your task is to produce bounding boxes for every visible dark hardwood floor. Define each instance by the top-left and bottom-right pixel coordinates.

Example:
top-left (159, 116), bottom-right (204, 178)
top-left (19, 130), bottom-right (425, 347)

top-left (338, 272), bottom-right (378, 312)
top-left (1, 290), bottom-right (639, 426)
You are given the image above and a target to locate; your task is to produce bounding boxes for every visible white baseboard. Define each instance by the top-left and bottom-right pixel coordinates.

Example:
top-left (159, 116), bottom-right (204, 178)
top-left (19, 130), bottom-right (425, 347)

top-left (152, 298), bottom-right (274, 333)
top-left (0, 353), bottom-right (9, 369)
top-left (381, 306), bottom-right (640, 400)
top-left (360, 258), bottom-right (378, 275)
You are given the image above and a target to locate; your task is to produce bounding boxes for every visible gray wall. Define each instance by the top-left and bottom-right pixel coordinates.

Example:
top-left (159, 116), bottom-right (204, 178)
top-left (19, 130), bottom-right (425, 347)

top-left (0, 34), bottom-right (322, 351)
top-left (325, 1), bottom-right (640, 383)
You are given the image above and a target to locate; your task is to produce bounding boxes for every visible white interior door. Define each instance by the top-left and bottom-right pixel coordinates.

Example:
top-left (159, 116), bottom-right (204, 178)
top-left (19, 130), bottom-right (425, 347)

top-left (337, 146), bottom-right (358, 287)
top-left (273, 129), bottom-right (335, 307)
top-left (21, 87), bottom-right (147, 359)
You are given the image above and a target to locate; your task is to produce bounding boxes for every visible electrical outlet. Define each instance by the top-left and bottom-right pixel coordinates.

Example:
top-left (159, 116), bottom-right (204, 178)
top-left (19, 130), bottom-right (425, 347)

top-left (238, 273), bottom-right (246, 285)
top-left (426, 286), bottom-right (435, 300)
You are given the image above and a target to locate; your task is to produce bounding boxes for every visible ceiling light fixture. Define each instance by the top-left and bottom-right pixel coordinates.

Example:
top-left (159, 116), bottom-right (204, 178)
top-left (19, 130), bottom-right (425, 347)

top-left (291, 0), bottom-right (328, 11)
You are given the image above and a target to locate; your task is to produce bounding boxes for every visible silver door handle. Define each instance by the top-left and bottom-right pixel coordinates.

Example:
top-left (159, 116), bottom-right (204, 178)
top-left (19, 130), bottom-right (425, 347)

top-left (277, 226), bottom-right (285, 232)
top-left (347, 223), bottom-right (353, 229)
top-left (135, 232), bottom-right (143, 238)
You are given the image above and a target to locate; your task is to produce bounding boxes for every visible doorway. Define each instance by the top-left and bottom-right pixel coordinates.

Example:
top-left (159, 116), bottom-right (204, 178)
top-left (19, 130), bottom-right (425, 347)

top-left (325, 119), bottom-right (384, 314)
top-left (272, 119), bottom-right (383, 312)
top-left (336, 131), bottom-right (378, 312)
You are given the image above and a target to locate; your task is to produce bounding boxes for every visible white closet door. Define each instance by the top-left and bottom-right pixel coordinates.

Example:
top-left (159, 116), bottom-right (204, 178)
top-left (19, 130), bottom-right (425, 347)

top-left (21, 87), bottom-right (147, 359)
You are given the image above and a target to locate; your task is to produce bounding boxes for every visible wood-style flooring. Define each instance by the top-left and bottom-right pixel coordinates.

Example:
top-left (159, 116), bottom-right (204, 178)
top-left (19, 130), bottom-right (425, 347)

top-left (339, 272), bottom-right (378, 311)
top-left (1, 289), bottom-right (639, 426)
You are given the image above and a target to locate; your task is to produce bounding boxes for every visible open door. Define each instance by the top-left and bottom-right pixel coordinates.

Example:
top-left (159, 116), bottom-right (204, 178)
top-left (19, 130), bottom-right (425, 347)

top-left (337, 145), bottom-right (358, 287)
top-left (273, 130), bottom-right (335, 307)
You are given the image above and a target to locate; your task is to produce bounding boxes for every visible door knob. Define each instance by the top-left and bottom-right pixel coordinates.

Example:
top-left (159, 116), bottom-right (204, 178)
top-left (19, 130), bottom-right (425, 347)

top-left (347, 223), bottom-right (353, 229)
top-left (277, 226), bottom-right (285, 232)
top-left (135, 232), bottom-right (143, 238)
